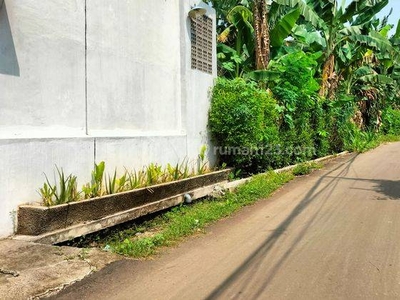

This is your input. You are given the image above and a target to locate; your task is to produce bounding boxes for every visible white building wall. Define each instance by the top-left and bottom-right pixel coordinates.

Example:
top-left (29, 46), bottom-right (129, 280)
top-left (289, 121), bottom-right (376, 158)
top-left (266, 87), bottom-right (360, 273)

top-left (0, 0), bottom-right (86, 137)
top-left (86, 0), bottom-right (183, 133)
top-left (0, 0), bottom-right (216, 238)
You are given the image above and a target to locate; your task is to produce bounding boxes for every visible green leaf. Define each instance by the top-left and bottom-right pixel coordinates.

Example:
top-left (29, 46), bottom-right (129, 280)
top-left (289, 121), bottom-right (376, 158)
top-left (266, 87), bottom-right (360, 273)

top-left (379, 24), bottom-right (392, 38)
top-left (350, 31), bottom-right (393, 54)
top-left (352, 0), bottom-right (389, 26)
top-left (339, 0), bottom-right (389, 27)
top-left (226, 6), bottom-right (253, 30)
top-left (359, 74), bottom-right (393, 84)
top-left (270, 9), bottom-right (301, 47)
top-left (244, 70), bottom-right (281, 82)
top-left (94, 161), bottom-right (105, 183)
top-left (217, 43), bottom-right (237, 55)
top-left (273, 0), bottom-right (324, 28)
top-left (292, 24), bottom-right (326, 47)
top-left (395, 19), bottom-right (400, 39)
top-left (339, 25), bottom-right (362, 36)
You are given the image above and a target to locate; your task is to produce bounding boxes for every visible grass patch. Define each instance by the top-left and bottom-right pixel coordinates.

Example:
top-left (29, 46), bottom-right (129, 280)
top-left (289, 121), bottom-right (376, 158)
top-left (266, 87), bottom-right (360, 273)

top-left (377, 134), bottom-right (400, 144)
top-left (102, 171), bottom-right (294, 258)
top-left (86, 136), bottom-right (400, 258)
top-left (292, 162), bottom-right (323, 176)
top-left (79, 135), bottom-right (400, 258)
top-left (348, 133), bottom-right (400, 153)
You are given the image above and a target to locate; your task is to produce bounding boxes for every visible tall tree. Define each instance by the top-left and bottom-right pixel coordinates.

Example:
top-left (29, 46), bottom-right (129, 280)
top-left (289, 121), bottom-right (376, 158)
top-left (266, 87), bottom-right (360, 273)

top-left (277, 0), bottom-right (390, 98)
top-left (254, 0), bottom-right (270, 69)
top-left (214, 0), bottom-right (301, 76)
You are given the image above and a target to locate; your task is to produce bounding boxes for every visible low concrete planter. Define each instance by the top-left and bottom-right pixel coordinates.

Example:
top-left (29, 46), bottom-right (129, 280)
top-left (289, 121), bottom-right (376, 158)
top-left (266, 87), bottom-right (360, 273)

top-left (17, 169), bottom-right (231, 237)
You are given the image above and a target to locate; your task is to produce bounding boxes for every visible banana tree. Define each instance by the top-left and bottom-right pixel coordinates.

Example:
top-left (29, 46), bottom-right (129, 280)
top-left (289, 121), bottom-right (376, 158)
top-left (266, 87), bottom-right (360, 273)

top-left (276, 0), bottom-right (390, 98)
top-left (217, 5), bottom-right (255, 77)
top-left (216, 0), bottom-right (302, 76)
top-left (253, 0), bottom-right (270, 69)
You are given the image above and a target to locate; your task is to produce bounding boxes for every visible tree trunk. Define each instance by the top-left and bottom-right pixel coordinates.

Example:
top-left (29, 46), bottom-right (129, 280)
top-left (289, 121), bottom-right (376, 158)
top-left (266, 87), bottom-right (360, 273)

top-left (319, 54), bottom-right (335, 98)
top-left (254, 0), bottom-right (270, 70)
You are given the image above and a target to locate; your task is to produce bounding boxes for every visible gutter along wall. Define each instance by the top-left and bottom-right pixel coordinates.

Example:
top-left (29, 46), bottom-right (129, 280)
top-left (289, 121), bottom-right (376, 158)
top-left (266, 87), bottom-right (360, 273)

top-left (0, 0), bottom-right (216, 237)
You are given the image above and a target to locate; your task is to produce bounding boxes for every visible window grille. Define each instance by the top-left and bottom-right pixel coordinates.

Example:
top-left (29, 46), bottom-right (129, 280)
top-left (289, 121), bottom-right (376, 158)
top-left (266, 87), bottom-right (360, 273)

top-left (190, 15), bottom-right (213, 74)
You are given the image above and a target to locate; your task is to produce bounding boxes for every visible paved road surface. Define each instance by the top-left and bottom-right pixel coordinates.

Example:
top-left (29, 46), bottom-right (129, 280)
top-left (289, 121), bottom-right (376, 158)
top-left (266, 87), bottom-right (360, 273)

top-left (53, 143), bottom-right (400, 300)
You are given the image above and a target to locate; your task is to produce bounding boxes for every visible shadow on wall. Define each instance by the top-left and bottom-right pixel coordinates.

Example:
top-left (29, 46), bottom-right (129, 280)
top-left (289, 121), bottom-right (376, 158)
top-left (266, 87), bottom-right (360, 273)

top-left (0, 1), bottom-right (20, 76)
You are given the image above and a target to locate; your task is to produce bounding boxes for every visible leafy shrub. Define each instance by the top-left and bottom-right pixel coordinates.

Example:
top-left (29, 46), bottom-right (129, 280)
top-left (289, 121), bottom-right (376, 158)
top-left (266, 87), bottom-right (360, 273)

top-left (382, 108), bottom-right (400, 135)
top-left (328, 93), bottom-right (358, 152)
top-left (209, 78), bottom-right (279, 173)
top-left (269, 51), bottom-right (321, 164)
top-left (292, 162), bottom-right (323, 176)
top-left (312, 99), bottom-right (333, 157)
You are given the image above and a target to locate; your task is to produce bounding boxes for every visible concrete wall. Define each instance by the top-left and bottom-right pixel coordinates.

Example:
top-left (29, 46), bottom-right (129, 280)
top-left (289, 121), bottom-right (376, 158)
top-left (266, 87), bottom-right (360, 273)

top-left (0, 0), bottom-right (216, 237)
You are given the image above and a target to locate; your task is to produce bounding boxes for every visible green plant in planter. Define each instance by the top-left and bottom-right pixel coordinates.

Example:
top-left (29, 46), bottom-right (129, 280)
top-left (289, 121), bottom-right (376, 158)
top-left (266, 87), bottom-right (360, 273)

top-left (105, 169), bottom-right (128, 195)
top-left (39, 166), bottom-right (80, 206)
top-left (166, 163), bottom-right (180, 181)
top-left (82, 161), bottom-right (105, 199)
top-left (179, 159), bottom-right (190, 179)
top-left (197, 145), bottom-right (209, 175)
top-left (126, 168), bottom-right (146, 190)
top-left (38, 147), bottom-right (213, 206)
top-left (39, 182), bottom-right (54, 207)
top-left (146, 163), bottom-right (163, 185)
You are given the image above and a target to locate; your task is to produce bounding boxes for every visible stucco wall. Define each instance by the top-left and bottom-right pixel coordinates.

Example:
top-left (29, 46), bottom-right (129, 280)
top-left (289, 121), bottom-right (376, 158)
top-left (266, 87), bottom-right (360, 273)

top-left (0, 0), bottom-right (216, 237)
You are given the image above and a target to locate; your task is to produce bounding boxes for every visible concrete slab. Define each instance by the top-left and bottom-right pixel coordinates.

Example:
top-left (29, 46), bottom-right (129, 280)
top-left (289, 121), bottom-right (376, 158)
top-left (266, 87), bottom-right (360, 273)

top-left (0, 239), bottom-right (120, 299)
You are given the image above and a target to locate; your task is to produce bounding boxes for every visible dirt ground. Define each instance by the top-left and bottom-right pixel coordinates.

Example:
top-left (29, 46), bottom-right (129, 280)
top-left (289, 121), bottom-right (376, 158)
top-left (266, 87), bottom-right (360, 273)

top-left (0, 239), bottom-right (120, 299)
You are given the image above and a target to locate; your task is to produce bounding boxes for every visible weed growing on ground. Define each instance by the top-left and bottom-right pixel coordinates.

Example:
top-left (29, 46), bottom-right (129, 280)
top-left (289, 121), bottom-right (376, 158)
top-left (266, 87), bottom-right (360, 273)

top-left (346, 133), bottom-right (400, 153)
top-left (292, 162), bottom-right (323, 176)
top-left (105, 171), bottom-right (294, 258)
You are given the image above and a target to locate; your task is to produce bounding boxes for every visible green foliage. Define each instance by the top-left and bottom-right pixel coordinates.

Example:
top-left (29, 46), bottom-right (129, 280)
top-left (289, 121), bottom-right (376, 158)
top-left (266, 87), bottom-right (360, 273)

top-left (269, 9), bottom-right (301, 47)
top-left (126, 168), bottom-right (146, 190)
top-left (104, 171), bottom-right (294, 258)
top-left (113, 235), bottom-right (165, 257)
top-left (311, 99), bottom-right (332, 157)
top-left (292, 162), bottom-right (322, 176)
top-left (216, 4), bottom-right (255, 78)
top-left (165, 163), bottom-right (180, 182)
top-left (382, 108), bottom-right (400, 135)
top-left (344, 129), bottom-right (380, 153)
top-left (197, 145), bottom-right (209, 175)
top-left (82, 161), bottom-right (105, 198)
top-left (209, 78), bottom-right (279, 173)
top-left (209, 0), bottom-right (400, 169)
top-left (269, 51), bottom-right (321, 164)
top-left (209, 72), bottom-right (400, 171)
top-left (105, 170), bottom-right (118, 195)
top-left (38, 147), bottom-right (211, 206)
top-left (39, 166), bottom-right (80, 206)
top-left (145, 163), bottom-right (163, 186)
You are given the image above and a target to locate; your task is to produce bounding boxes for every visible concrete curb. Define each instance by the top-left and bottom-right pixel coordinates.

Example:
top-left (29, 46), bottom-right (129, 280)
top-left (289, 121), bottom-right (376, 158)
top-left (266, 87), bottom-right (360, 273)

top-left (13, 151), bottom-right (349, 245)
top-left (14, 182), bottom-right (228, 245)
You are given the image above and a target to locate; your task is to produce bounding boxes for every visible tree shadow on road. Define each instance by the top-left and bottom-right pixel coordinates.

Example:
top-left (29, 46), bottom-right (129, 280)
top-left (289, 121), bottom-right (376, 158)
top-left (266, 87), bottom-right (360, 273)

top-left (374, 179), bottom-right (400, 200)
top-left (327, 176), bottom-right (400, 200)
top-left (205, 154), bottom-right (359, 300)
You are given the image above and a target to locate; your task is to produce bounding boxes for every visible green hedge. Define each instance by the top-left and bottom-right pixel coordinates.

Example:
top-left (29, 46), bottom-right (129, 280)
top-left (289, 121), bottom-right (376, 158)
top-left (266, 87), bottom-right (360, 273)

top-left (209, 78), bottom-right (358, 173)
top-left (382, 107), bottom-right (400, 135)
top-left (208, 78), bottom-right (280, 173)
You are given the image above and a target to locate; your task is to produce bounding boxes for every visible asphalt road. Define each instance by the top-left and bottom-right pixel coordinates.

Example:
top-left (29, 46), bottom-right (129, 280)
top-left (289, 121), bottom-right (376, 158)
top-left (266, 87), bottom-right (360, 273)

top-left (53, 143), bottom-right (400, 300)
